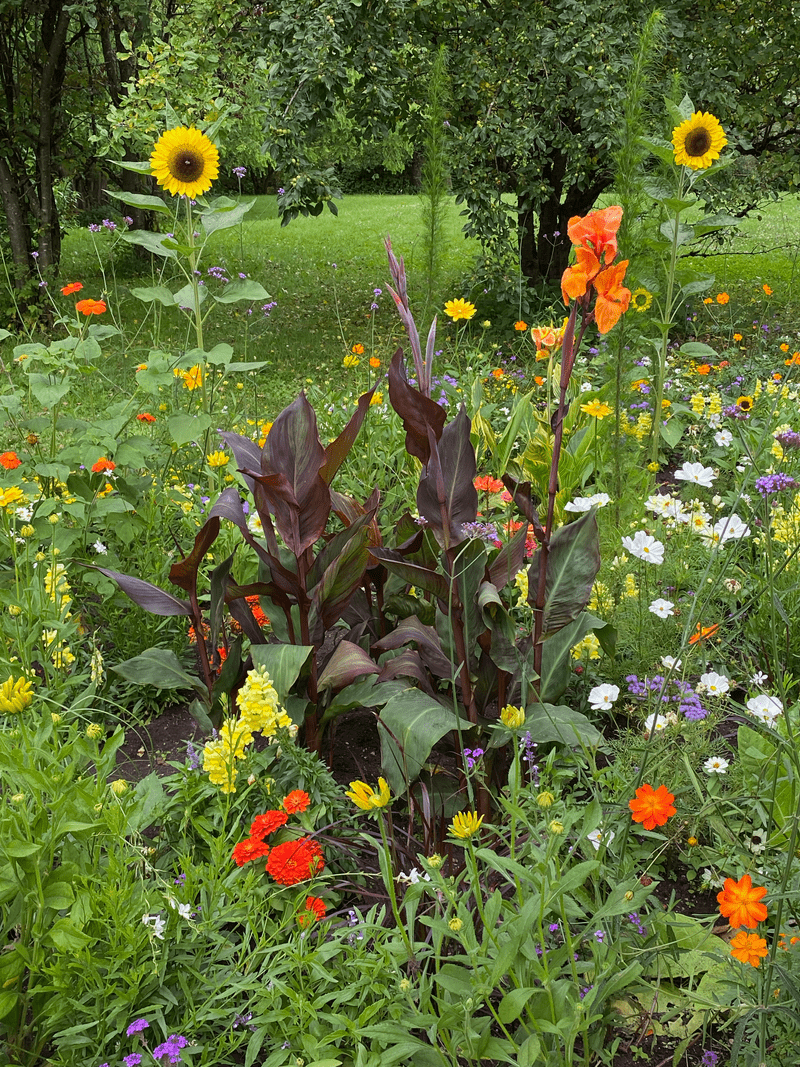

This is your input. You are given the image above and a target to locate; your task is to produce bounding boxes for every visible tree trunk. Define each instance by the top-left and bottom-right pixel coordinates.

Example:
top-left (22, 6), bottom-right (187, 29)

top-left (36, 2), bottom-right (71, 274)
top-left (0, 156), bottom-right (31, 286)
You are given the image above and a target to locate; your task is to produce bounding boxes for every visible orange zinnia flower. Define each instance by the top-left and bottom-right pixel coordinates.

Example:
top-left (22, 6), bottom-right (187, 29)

top-left (729, 930), bottom-right (768, 967)
top-left (265, 838), bottom-right (324, 886)
top-left (136, 412), bottom-right (156, 422)
top-left (283, 789), bottom-right (310, 814)
top-left (689, 623), bottom-right (719, 645)
top-left (0, 451), bottom-right (21, 470)
top-left (298, 895), bottom-right (326, 927)
top-left (567, 206), bottom-right (622, 264)
top-left (231, 837), bottom-right (271, 867)
top-left (628, 784), bottom-right (676, 830)
top-left (593, 260), bottom-right (631, 334)
top-left (717, 874), bottom-right (768, 929)
top-left (75, 298), bottom-right (107, 316)
top-left (91, 457), bottom-right (115, 473)
top-left (61, 282), bottom-right (83, 296)
top-left (250, 810), bottom-right (288, 840)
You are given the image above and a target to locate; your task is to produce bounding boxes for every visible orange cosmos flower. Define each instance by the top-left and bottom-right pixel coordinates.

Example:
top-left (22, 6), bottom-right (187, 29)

top-left (75, 298), bottom-right (107, 316)
top-left (696, 364), bottom-right (711, 375)
top-left (628, 784), bottom-right (676, 831)
top-left (729, 930), bottom-right (768, 967)
top-left (733, 333), bottom-right (743, 341)
top-left (717, 874), bottom-right (768, 929)
top-left (283, 789), bottom-right (310, 814)
top-left (534, 375), bottom-right (546, 385)
top-left (567, 206), bottom-right (622, 264)
top-left (763, 284), bottom-right (773, 295)
top-left (593, 260), bottom-right (631, 334)
top-left (0, 451), bottom-right (21, 470)
top-left (514, 320), bottom-right (528, 331)
top-left (689, 623), bottom-right (719, 644)
top-left (91, 457), bottom-right (115, 473)
top-left (61, 282), bottom-right (83, 296)
top-left (785, 352), bottom-right (800, 366)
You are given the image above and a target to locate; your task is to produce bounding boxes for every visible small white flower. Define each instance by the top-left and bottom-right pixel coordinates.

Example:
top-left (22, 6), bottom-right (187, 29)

top-left (168, 898), bottom-right (192, 919)
top-left (142, 913), bottom-right (166, 939)
top-left (93, 540), bottom-right (108, 555)
top-left (580, 381), bottom-right (593, 392)
top-left (714, 429), bottom-right (733, 447)
top-left (748, 830), bottom-right (767, 855)
top-left (750, 670), bottom-right (768, 687)
top-left (746, 693), bottom-right (783, 725)
top-left (698, 671), bottom-right (730, 697)
top-left (702, 867), bottom-right (725, 890)
top-left (645, 493), bottom-right (674, 517)
top-left (724, 578), bottom-right (742, 593)
top-left (587, 828), bottom-right (615, 851)
top-left (644, 713), bottom-right (669, 736)
top-left (247, 512), bottom-right (265, 537)
top-left (661, 655), bottom-right (682, 671)
top-left (587, 683), bottom-right (620, 711)
top-left (564, 492), bottom-right (610, 513)
top-left (396, 868), bottom-right (430, 885)
top-left (621, 530), bottom-right (665, 565)
top-left (674, 461), bottom-right (716, 488)
top-left (648, 598), bottom-right (675, 618)
top-left (703, 755), bottom-right (730, 774)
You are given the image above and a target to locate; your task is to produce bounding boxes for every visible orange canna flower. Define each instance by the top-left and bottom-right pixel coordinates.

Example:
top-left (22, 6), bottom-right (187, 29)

top-left (531, 326), bottom-right (556, 349)
top-left (729, 930), bottom-right (768, 967)
top-left (628, 783), bottom-right (676, 830)
top-left (474, 475), bottom-right (505, 493)
top-left (717, 874), bottom-right (768, 929)
top-left (593, 260), bottom-right (631, 334)
top-left (689, 623), bottom-right (719, 644)
top-left (561, 246), bottom-right (602, 303)
top-left (567, 206), bottom-right (622, 264)
top-left (61, 282), bottom-right (83, 296)
top-left (75, 298), bottom-right (107, 316)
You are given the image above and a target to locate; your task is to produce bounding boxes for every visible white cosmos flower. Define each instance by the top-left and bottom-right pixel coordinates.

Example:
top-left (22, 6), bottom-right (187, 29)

top-left (746, 693), bottom-right (783, 725)
top-left (648, 598), bottom-right (675, 618)
top-left (698, 671), bottom-right (730, 696)
top-left (588, 683), bottom-right (620, 710)
top-left (674, 461), bottom-right (716, 488)
top-left (714, 513), bottom-right (751, 544)
top-left (564, 492), bottom-right (611, 513)
top-left (587, 828), bottom-right (615, 851)
top-left (644, 712), bottom-right (669, 736)
top-left (703, 756), bottom-right (730, 774)
top-left (714, 429), bottom-right (733, 447)
top-left (750, 671), bottom-right (768, 687)
top-left (645, 494), bottom-right (673, 517)
top-left (142, 913), bottom-right (166, 939)
top-left (621, 530), bottom-right (665, 565)
top-left (661, 655), bottom-right (682, 671)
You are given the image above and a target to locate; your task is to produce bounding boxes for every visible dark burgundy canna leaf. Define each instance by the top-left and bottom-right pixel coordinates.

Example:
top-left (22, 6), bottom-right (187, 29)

top-left (387, 346), bottom-right (446, 464)
top-left (321, 385), bottom-right (381, 485)
top-left (91, 566), bottom-right (192, 616)
top-left (317, 639), bottom-right (380, 693)
top-left (169, 515), bottom-right (221, 592)
top-left (417, 406), bottom-right (478, 544)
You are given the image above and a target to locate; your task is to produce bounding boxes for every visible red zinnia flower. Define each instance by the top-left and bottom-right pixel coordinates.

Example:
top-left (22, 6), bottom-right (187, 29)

top-left (297, 895), bottom-right (326, 927)
top-left (91, 457), bottom-right (115, 473)
top-left (249, 810), bottom-right (288, 840)
top-left (0, 451), bottom-right (21, 470)
top-left (136, 412), bottom-right (156, 422)
top-left (231, 837), bottom-right (271, 867)
top-left (76, 298), bottom-right (107, 316)
top-left (628, 784), bottom-right (676, 830)
top-left (283, 790), bottom-right (310, 814)
top-left (61, 282), bottom-right (83, 296)
top-left (265, 838), bottom-right (324, 886)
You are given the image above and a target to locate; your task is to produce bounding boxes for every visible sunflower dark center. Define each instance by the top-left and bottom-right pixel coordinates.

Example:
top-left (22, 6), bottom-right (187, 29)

top-left (170, 148), bottom-right (205, 182)
top-left (685, 127), bottom-right (712, 157)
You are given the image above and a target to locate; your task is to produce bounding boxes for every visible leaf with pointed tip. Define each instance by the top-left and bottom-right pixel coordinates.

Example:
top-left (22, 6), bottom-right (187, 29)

top-left (311, 525), bottom-right (371, 630)
top-left (321, 384), bottom-right (380, 484)
top-left (478, 581), bottom-right (519, 674)
top-left (538, 611), bottom-right (607, 704)
top-left (528, 508), bottom-right (600, 636)
top-left (318, 640), bottom-right (380, 693)
top-left (525, 702), bottom-right (604, 748)
top-left (489, 519), bottom-right (529, 590)
top-left (379, 688), bottom-right (469, 795)
top-left (209, 550), bottom-right (237, 645)
top-left (249, 644), bottom-right (314, 705)
top-left (417, 407), bottom-right (478, 543)
top-left (310, 509), bottom-right (376, 588)
top-left (169, 517), bottom-right (221, 593)
top-left (330, 488), bottom-right (382, 548)
top-left (90, 566), bottom-right (191, 616)
top-left (219, 431), bottom-right (262, 493)
top-left (112, 648), bottom-right (206, 697)
top-left (387, 347), bottom-right (446, 463)
top-left (373, 616), bottom-right (453, 679)
top-left (106, 189), bottom-right (171, 214)
top-left (369, 547), bottom-right (450, 602)
top-left (378, 650), bottom-right (431, 690)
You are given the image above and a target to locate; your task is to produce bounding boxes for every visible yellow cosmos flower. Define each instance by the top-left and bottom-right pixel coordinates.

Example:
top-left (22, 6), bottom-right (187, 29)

top-left (580, 399), bottom-right (613, 419)
top-left (206, 451), bottom-right (229, 467)
top-left (346, 778), bottom-right (391, 810)
top-left (0, 676), bottom-right (34, 714)
top-left (672, 112), bottom-right (727, 170)
top-left (443, 298), bottom-right (477, 322)
top-left (150, 126), bottom-right (220, 198)
top-left (450, 811), bottom-right (484, 839)
top-left (182, 365), bottom-right (203, 391)
top-left (630, 287), bottom-right (653, 313)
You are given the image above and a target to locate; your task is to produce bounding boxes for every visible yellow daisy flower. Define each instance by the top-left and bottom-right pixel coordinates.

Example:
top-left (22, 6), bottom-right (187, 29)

top-left (443, 298), bottom-right (477, 322)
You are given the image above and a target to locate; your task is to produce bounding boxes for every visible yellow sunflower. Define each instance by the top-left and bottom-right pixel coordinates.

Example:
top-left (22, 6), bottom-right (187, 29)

top-left (672, 112), bottom-right (727, 171)
top-left (630, 287), bottom-right (653, 313)
top-left (150, 126), bottom-right (220, 198)
top-left (443, 298), bottom-right (477, 322)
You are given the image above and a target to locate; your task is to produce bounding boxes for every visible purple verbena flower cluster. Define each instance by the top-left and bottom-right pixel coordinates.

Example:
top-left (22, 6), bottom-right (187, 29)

top-left (775, 430), bottom-right (800, 450)
top-left (460, 521), bottom-right (499, 544)
top-left (207, 266), bottom-right (230, 284)
top-left (628, 911), bottom-right (647, 936)
top-left (625, 674), bottom-right (707, 721)
top-left (463, 747), bottom-right (484, 771)
top-left (152, 1034), bottom-right (188, 1065)
top-left (754, 472), bottom-right (797, 497)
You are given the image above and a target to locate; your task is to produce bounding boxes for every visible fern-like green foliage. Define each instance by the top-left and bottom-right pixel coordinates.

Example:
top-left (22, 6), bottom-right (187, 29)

top-left (419, 45), bottom-right (451, 312)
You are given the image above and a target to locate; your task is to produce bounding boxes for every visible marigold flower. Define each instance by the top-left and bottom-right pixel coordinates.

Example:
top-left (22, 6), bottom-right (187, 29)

top-left (450, 811), bottom-right (484, 839)
top-left (91, 457), bottom-right (115, 474)
top-left (346, 778), bottom-right (391, 810)
top-left (0, 676), bottom-right (34, 714)
top-left (136, 412), bottom-right (156, 422)
top-left (443, 298), bottom-right (476, 322)
top-left (283, 789), bottom-right (310, 813)
top-left (298, 895), bottom-right (326, 927)
top-left (60, 282), bottom-right (83, 295)
top-left (265, 838), bottom-right (324, 886)
top-left (250, 810), bottom-right (288, 839)
top-left (351, 343), bottom-right (365, 354)
top-left (717, 874), bottom-right (768, 929)
top-left (628, 784), bottom-right (676, 830)
top-left (733, 333), bottom-right (743, 341)
top-left (0, 451), bottom-right (21, 469)
top-left (369, 356), bottom-right (381, 368)
top-left (232, 837), bottom-right (271, 867)
top-left (729, 930), bottom-right (768, 967)
top-left (716, 292), bottom-right (729, 304)
top-left (75, 298), bottom-right (107, 315)
top-left (763, 284), bottom-right (773, 295)
top-left (514, 320), bottom-right (527, 331)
